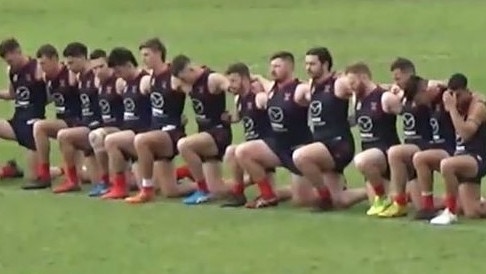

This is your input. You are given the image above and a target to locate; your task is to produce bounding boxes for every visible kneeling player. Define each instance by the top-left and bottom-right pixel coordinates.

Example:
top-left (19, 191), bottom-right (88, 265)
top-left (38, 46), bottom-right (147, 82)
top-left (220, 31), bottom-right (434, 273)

top-left (347, 62), bottom-right (401, 216)
top-left (431, 74), bottom-right (486, 225)
top-left (409, 83), bottom-right (456, 220)
top-left (293, 47), bottom-right (367, 211)
top-left (126, 38), bottom-right (196, 203)
top-left (101, 47), bottom-right (152, 199)
top-left (171, 55), bottom-right (233, 204)
top-left (54, 42), bottom-right (103, 193)
top-left (220, 62), bottom-right (273, 207)
top-left (86, 49), bottom-right (125, 196)
top-left (0, 38), bottom-right (49, 186)
top-left (25, 44), bottom-right (81, 189)
top-left (236, 51), bottom-right (312, 209)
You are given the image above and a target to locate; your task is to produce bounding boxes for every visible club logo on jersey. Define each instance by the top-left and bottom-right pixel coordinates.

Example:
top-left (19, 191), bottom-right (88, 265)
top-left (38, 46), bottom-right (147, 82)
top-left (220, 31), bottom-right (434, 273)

top-left (268, 106), bottom-right (284, 123)
top-left (357, 116), bottom-right (373, 133)
top-left (124, 98), bottom-right (135, 112)
top-left (191, 99), bottom-right (204, 114)
top-left (131, 85), bottom-right (137, 93)
top-left (284, 92), bottom-right (291, 101)
top-left (402, 113), bottom-right (415, 130)
top-left (12, 74), bottom-right (18, 82)
top-left (356, 101), bottom-right (362, 110)
top-left (197, 86), bottom-right (204, 94)
top-left (15, 86), bottom-right (30, 101)
top-left (86, 80), bottom-right (91, 88)
top-left (80, 93), bottom-right (90, 107)
top-left (106, 85), bottom-right (113, 94)
top-left (242, 116), bottom-right (255, 132)
top-left (455, 135), bottom-right (465, 152)
top-left (430, 117), bottom-right (440, 136)
top-left (161, 80), bottom-right (167, 89)
top-left (309, 101), bottom-right (322, 117)
top-left (151, 92), bottom-right (164, 108)
top-left (247, 101), bottom-right (253, 111)
top-left (151, 77), bottom-right (156, 87)
top-left (52, 93), bottom-right (65, 106)
top-left (324, 85), bottom-right (331, 93)
top-left (99, 99), bottom-right (110, 114)
top-left (371, 102), bottom-right (378, 111)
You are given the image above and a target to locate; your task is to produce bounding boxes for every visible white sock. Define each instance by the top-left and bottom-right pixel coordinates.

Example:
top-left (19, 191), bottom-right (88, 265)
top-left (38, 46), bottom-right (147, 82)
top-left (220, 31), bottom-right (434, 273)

top-left (141, 178), bottom-right (153, 188)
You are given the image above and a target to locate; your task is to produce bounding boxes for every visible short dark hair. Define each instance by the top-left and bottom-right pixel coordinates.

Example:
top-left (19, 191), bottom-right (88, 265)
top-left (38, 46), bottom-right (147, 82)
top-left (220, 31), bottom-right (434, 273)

top-left (36, 44), bottom-right (58, 59)
top-left (448, 73), bottom-right (468, 91)
top-left (270, 51), bottom-right (294, 64)
top-left (403, 75), bottom-right (426, 102)
top-left (107, 47), bottom-right (138, 67)
top-left (225, 62), bottom-right (250, 78)
top-left (63, 42), bottom-right (88, 58)
top-left (390, 57), bottom-right (415, 74)
top-left (139, 38), bottom-right (167, 62)
top-left (345, 62), bottom-right (372, 78)
top-left (89, 49), bottom-right (107, 60)
top-left (0, 38), bottom-right (21, 58)
top-left (306, 47), bottom-right (333, 70)
top-left (170, 54), bottom-right (191, 76)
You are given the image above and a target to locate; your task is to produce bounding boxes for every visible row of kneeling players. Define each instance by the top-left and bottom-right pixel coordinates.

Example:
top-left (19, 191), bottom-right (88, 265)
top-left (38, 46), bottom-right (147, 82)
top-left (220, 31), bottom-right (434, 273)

top-left (0, 37), bottom-right (485, 226)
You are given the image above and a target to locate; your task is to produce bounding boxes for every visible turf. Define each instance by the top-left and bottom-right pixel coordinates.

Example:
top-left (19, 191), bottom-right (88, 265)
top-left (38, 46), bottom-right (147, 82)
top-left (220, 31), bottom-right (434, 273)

top-left (1, 0), bottom-right (486, 273)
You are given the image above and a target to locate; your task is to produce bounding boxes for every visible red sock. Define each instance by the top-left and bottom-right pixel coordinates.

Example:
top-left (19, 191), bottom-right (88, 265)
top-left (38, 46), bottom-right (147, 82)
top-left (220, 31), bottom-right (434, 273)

top-left (421, 193), bottom-right (434, 210)
top-left (445, 194), bottom-right (457, 214)
top-left (372, 184), bottom-right (385, 197)
top-left (394, 193), bottom-right (407, 206)
top-left (256, 177), bottom-right (275, 199)
top-left (38, 163), bottom-right (50, 181)
top-left (101, 174), bottom-right (110, 185)
top-left (196, 179), bottom-right (209, 193)
top-left (176, 166), bottom-right (193, 180)
top-left (113, 173), bottom-right (127, 189)
top-left (66, 166), bottom-right (78, 184)
top-left (317, 186), bottom-right (331, 201)
top-left (232, 182), bottom-right (245, 195)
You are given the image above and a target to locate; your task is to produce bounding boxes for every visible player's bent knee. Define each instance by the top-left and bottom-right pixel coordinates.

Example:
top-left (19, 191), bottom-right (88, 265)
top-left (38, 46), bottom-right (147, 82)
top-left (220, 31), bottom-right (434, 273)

top-left (412, 152), bottom-right (424, 167)
top-left (439, 158), bottom-right (454, 174)
top-left (291, 149), bottom-right (307, 168)
top-left (88, 130), bottom-right (103, 148)
top-left (133, 134), bottom-right (148, 150)
top-left (176, 137), bottom-right (189, 153)
top-left (223, 145), bottom-right (237, 162)
top-left (354, 155), bottom-right (367, 172)
top-left (234, 144), bottom-right (251, 161)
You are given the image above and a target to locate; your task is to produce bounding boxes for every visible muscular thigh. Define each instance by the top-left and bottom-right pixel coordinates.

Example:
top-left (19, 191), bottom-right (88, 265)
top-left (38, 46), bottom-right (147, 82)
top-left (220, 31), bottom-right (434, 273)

top-left (141, 130), bottom-right (175, 157)
top-left (181, 132), bottom-right (219, 157)
top-left (35, 119), bottom-right (68, 137)
top-left (354, 148), bottom-right (387, 169)
top-left (58, 127), bottom-right (90, 146)
top-left (295, 142), bottom-right (335, 170)
top-left (237, 139), bottom-right (281, 168)
top-left (0, 119), bottom-right (16, 140)
top-left (414, 149), bottom-right (450, 171)
top-left (449, 155), bottom-right (480, 180)
top-left (388, 144), bottom-right (420, 163)
top-left (106, 130), bottom-right (136, 151)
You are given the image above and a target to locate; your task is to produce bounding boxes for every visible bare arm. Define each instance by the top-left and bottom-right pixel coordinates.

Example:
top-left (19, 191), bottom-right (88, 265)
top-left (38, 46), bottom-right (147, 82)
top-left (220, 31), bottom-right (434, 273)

top-left (450, 101), bottom-right (486, 141)
top-left (251, 74), bottom-right (274, 93)
top-left (139, 75), bottom-right (151, 95)
top-left (255, 92), bottom-right (268, 109)
top-left (0, 84), bottom-right (15, 100)
top-left (208, 73), bottom-right (229, 94)
top-left (221, 95), bottom-right (241, 124)
top-left (293, 83), bottom-right (309, 107)
top-left (0, 67), bottom-right (14, 100)
top-left (115, 78), bottom-right (126, 94)
top-left (334, 77), bottom-right (356, 125)
top-left (381, 91), bottom-right (403, 114)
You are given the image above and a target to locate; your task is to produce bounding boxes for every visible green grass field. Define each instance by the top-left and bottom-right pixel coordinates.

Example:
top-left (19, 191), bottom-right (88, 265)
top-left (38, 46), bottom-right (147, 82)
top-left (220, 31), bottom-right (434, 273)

top-left (1, 0), bottom-right (486, 273)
